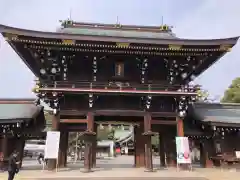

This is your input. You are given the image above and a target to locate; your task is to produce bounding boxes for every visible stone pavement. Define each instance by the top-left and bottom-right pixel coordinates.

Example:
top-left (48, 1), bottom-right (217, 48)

top-left (0, 168), bottom-right (239, 180)
top-left (14, 178), bottom-right (208, 180)
top-left (0, 168), bottom-right (203, 179)
top-left (0, 156), bottom-right (239, 180)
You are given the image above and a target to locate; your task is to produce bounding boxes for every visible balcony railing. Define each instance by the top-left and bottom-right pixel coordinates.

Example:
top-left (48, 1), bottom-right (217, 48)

top-left (36, 81), bottom-right (197, 96)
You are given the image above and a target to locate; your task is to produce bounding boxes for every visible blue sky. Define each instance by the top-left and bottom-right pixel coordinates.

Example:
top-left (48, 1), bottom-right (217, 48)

top-left (0, 0), bottom-right (239, 100)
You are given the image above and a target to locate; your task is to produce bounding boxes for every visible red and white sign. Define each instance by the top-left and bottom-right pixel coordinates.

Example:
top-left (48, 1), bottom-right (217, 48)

top-left (176, 136), bottom-right (191, 164)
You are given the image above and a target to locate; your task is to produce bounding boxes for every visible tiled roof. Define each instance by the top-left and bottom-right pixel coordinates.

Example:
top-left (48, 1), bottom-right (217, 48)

top-left (192, 102), bottom-right (240, 125)
top-left (58, 27), bottom-right (178, 39)
top-left (0, 98), bottom-right (43, 123)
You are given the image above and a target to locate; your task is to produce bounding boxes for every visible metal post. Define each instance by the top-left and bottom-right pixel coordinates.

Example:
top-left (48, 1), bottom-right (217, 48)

top-left (74, 133), bottom-right (79, 164)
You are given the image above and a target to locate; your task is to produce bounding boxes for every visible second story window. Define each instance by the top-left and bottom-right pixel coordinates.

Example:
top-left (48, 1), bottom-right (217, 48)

top-left (115, 62), bottom-right (124, 77)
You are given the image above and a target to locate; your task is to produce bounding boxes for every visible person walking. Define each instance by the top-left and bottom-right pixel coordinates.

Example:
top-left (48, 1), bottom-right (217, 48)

top-left (37, 153), bottom-right (44, 164)
top-left (7, 151), bottom-right (19, 180)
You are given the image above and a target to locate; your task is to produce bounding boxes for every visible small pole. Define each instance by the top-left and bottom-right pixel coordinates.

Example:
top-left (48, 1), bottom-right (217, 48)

top-left (56, 158), bottom-right (58, 172)
top-left (74, 133), bottom-right (79, 164)
top-left (161, 16), bottom-right (164, 25)
top-left (69, 8), bottom-right (72, 20)
top-left (42, 159), bottom-right (45, 171)
top-left (116, 16), bottom-right (119, 24)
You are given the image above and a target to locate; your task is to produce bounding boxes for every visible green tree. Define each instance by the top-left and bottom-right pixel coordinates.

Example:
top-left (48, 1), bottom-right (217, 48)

top-left (221, 77), bottom-right (240, 103)
top-left (97, 126), bottom-right (111, 141)
top-left (196, 85), bottom-right (210, 102)
top-left (44, 110), bottom-right (52, 130)
top-left (151, 135), bottom-right (159, 146)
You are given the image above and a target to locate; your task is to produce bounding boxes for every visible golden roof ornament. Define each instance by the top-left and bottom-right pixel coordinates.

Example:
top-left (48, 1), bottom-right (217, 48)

top-left (159, 24), bottom-right (173, 32)
top-left (59, 18), bottom-right (73, 28)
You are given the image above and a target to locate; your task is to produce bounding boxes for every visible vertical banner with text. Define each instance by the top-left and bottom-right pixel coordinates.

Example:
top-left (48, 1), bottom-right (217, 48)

top-left (176, 136), bottom-right (191, 164)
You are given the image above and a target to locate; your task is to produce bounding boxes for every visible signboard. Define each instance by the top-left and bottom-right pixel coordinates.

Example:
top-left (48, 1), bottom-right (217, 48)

top-left (235, 151), bottom-right (240, 158)
top-left (176, 136), bottom-right (191, 164)
top-left (44, 131), bottom-right (60, 159)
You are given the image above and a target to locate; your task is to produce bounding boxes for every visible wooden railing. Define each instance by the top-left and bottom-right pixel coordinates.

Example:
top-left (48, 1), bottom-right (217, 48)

top-left (41, 81), bottom-right (195, 91)
top-left (36, 81), bottom-right (198, 96)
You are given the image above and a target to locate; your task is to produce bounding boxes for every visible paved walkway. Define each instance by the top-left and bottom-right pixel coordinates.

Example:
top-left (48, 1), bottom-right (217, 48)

top-left (0, 168), bottom-right (203, 179)
top-left (0, 168), bottom-right (239, 180)
top-left (0, 156), bottom-right (239, 180)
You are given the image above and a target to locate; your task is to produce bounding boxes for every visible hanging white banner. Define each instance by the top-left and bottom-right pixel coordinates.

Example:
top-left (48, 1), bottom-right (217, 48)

top-left (44, 131), bottom-right (60, 159)
top-left (176, 136), bottom-right (191, 164)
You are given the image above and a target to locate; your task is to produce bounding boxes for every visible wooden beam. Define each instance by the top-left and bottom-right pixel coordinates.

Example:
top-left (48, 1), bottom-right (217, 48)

top-left (95, 121), bottom-right (139, 125)
top-left (65, 127), bottom-right (86, 131)
top-left (151, 120), bottom-right (176, 125)
top-left (60, 110), bottom-right (177, 117)
top-left (151, 112), bottom-right (177, 117)
top-left (95, 110), bottom-right (145, 116)
top-left (60, 119), bottom-right (87, 123)
top-left (39, 87), bottom-right (197, 96)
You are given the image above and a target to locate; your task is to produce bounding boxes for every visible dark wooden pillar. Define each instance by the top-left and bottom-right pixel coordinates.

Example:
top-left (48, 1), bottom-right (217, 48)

top-left (0, 136), bottom-right (8, 169)
top-left (200, 139), bottom-right (214, 168)
top-left (159, 133), bottom-right (166, 167)
top-left (47, 114), bottom-right (60, 170)
top-left (1, 136), bottom-right (8, 158)
top-left (92, 123), bottom-right (97, 168)
top-left (58, 132), bottom-right (64, 168)
top-left (58, 131), bottom-right (68, 168)
top-left (7, 137), bottom-right (17, 157)
top-left (63, 132), bottom-right (69, 167)
top-left (1, 136), bottom-right (8, 157)
top-left (0, 136), bottom-right (23, 169)
top-left (134, 127), bottom-right (138, 167)
top-left (234, 132), bottom-right (240, 151)
top-left (143, 113), bottom-right (153, 172)
top-left (6, 137), bottom-right (16, 157)
top-left (134, 124), bottom-right (145, 167)
top-left (16, 136), bottom-right (25, 168)
top-left (83, 112), bottom-right (95, 172)
top-left (145, 136), bottom-right (153, 171)
top-left (175, 117), bottom-right (184, 167)
top-left (165, 134), bottom-right (176, 167)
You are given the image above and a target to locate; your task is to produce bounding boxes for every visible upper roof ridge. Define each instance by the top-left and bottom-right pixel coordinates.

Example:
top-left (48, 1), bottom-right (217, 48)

top-left (59, 19), bottom-right (174, 33)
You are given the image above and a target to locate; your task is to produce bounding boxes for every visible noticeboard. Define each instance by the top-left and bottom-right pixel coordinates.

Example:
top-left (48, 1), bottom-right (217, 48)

top-left (44, 131), bottom-right (60, 159)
